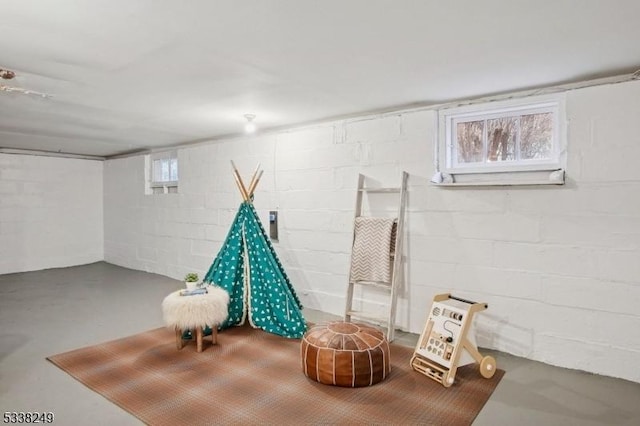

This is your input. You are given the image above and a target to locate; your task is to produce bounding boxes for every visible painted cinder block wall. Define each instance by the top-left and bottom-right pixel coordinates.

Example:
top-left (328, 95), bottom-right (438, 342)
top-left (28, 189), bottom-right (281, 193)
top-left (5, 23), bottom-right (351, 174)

top-left (104, 80), bottom-right (640, 383)
top-left (0, 154), bottom-right (104, 274)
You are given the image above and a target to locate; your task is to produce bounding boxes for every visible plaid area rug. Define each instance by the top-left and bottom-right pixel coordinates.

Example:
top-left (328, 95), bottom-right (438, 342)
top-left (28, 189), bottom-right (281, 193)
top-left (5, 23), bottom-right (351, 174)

top-left (48, 324), bottom-right (504, 425)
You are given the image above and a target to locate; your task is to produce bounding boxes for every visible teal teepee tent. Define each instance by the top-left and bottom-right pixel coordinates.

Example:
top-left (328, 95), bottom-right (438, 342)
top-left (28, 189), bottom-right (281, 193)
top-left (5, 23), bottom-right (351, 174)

top-left (203, 162), bottom-right (307, 338)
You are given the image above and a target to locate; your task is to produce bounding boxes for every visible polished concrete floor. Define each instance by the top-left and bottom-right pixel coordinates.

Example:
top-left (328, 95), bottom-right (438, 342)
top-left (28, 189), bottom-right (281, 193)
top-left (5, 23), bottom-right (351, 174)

top-left (1, 262), bottom-right (639, 425)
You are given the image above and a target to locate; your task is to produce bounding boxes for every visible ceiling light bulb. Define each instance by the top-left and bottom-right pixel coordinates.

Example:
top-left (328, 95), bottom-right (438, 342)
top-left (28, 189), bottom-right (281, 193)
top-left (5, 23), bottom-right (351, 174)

top-left (244, 114), bottom-right (256, 133)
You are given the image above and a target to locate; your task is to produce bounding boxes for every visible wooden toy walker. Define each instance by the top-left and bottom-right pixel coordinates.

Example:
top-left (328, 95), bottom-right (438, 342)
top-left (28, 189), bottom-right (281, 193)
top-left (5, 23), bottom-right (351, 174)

top-left (410, 293), bottom-right (496, 387)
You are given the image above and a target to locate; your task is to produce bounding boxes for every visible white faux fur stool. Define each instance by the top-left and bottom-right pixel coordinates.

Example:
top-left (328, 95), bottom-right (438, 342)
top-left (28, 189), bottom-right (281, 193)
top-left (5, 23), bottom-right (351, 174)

top-left (162, 286), bottom-right (230, 352)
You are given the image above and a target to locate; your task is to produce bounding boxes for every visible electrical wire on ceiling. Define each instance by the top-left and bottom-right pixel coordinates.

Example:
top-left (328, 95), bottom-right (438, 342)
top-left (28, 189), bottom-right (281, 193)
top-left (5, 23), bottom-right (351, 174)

top-left (0, 85), bottom-right (51, 98)
top-left (0, 67), bottom-right (52, 98)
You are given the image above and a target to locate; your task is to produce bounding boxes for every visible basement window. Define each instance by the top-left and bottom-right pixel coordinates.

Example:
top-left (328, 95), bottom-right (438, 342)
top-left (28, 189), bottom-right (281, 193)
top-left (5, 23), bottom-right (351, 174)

top-left (147, 151), bottom-right (178, 194)
top-left (435, 94), bottom-right (566, 186)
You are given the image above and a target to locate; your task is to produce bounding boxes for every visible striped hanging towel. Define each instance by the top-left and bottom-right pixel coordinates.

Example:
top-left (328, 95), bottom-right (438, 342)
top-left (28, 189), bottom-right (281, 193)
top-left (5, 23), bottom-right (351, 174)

top-left (350, 217), bottom-right (397, 284)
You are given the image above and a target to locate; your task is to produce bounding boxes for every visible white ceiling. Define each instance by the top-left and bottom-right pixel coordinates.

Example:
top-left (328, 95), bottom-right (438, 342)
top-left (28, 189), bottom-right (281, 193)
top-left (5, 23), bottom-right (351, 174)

top-left (1, 1), bottom-right (639, 158)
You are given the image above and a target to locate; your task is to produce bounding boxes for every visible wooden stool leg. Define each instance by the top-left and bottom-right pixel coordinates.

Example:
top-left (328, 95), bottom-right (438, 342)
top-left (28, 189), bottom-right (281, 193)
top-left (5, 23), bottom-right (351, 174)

top-left (175, 328), bottom-right (184, 350)
top-left (196, 327), bottom-right (204, 352)
top-left (211, 325), bottom-right (218, 345)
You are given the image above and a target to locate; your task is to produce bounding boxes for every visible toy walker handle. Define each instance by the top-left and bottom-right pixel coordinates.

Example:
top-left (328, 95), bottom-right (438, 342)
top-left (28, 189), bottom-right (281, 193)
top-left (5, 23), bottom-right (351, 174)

top-left (448, 295), bottom-right (488, 308)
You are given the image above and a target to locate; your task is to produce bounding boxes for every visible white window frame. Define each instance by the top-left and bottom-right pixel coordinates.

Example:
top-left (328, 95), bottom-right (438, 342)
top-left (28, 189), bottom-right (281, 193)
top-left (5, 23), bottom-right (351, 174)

top-left (436, 94), bottom-right (566, 186)
top-left (147, 150), bottom-right (178, 194)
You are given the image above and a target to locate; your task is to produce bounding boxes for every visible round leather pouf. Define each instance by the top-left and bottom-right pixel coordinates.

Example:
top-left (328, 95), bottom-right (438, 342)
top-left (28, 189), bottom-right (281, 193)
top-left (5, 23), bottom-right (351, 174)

top-left (301, 321), bottom-right (390, 387)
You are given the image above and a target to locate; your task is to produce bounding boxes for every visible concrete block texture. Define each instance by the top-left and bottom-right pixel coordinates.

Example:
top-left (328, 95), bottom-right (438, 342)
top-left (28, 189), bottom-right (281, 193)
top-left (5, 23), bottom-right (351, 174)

top-left (100, 80), bottom-right (640, 382)
top-left (0, 154), bottom-right (103, 274)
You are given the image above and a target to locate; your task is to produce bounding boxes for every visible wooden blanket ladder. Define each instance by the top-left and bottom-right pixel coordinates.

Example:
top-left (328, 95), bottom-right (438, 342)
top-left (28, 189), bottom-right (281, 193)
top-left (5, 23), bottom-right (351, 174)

top-left (344, 171), bottom-right (408, 341)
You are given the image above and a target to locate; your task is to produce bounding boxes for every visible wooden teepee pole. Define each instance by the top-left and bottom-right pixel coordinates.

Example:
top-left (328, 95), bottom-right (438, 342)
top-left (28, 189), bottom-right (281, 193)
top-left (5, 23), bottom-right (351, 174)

top-left (230, 160), bottom-right (249, 201)
top-left (246, 163), bottom-right (261, 198)
top-left (247, 170), bottom-right (264, 197)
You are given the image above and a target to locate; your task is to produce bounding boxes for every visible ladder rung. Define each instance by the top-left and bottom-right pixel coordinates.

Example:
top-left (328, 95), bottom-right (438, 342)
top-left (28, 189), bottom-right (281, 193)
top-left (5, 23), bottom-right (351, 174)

top-left (359, 187), bottom-right (401, 193)
top-left (352, 280), bottom-right (392, 289)
top-left (346, 311), bottom-right (388, 323)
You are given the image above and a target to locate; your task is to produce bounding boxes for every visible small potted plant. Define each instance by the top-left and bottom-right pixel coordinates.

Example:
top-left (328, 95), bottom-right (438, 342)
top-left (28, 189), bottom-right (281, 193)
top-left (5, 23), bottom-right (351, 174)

top-left (184, 272), bottom-right (199, 290)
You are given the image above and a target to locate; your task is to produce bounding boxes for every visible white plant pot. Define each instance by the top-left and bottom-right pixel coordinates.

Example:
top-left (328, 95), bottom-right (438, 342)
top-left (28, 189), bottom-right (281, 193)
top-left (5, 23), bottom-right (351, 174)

top-left (185, 281), bottom-right (198, 290)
